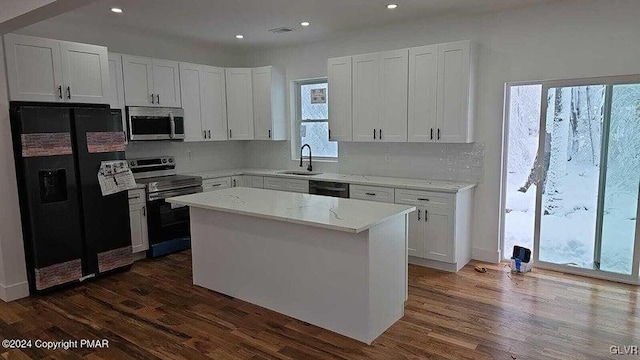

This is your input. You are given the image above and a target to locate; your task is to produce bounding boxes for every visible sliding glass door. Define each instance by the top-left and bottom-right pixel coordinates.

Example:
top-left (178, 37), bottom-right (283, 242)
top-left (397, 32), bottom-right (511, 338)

top-left (534, 77), bottom-right (640, 283)
top-left (596, 84), bottom-right (640, 275)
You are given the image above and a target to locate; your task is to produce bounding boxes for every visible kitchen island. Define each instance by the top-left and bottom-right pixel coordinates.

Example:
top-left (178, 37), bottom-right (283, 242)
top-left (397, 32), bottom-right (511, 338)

top-left (167, 187), bottom-right (415, 344)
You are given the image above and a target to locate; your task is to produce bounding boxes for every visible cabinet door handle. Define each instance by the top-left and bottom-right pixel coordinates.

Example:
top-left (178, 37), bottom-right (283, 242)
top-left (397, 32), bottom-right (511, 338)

top-left (156, 94), bottom-right (160, 104)
top-left (142, 206), bottom-right (146, 216)
top-left (208, 130), bottom-right (211, 138)
top-left (203, 130), bottom-right (207, 139)
top-left (425, 210), bottom-right (428, 222)
top-left (365, 192), bottom-right (376, 196)
top-left (417, 198), bottom-right (430, 202)
top-left (66, 86), bottom-right (71, 99)
top-left (268, 129), bottom-right (271, 139)
top-left (151, 94), bottom-right (155, 104)
top-left (417, 209), bottom-right (421, 221)
top-left (229, 129), bottom-right (232, 138)
top-left (328, 129), bottom-right (331, 140)
top-left (373, 129), bottom-right (376, 140)
top-left (437, 128), bottom-right (441, 140)
top-left (233, 179), bottom-right (236, 187)
top-left (430, 128), bottom-right (434, 140)
top-left (58, 85), bottom-right (63, 99)
top-left (380, 129), bottom-right (383, 140)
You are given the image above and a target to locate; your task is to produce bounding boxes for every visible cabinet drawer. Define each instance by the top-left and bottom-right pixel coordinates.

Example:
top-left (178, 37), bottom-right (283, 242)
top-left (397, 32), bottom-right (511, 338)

top-left (350, 185), bottom-right (395, 203)
top-left (128, 189), bottom-right (145, 205)
top-left (203, 177), bottom-right (231, 192)
top-left (285, 179), bottom-right (309, 193)
top-left (394, 189), bottom-right (453, 207)
top-left (263, 177), bottom-right (286, 191)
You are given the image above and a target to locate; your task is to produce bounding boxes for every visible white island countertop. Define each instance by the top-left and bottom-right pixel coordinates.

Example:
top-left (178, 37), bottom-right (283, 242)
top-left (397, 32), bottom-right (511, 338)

top-left (167, 187), bottom-right (415, 233)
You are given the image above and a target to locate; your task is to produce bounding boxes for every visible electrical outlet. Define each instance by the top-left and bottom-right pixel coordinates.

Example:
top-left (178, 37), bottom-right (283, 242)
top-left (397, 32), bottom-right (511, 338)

top-left (385, 153), bottom-right (391, 163)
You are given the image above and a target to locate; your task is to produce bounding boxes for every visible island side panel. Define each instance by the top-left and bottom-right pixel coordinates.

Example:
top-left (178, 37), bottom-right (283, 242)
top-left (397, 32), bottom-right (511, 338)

top-left (189, 207), bottom-right (372, 343)
top-left (367, 214), bottom-right (407, 343)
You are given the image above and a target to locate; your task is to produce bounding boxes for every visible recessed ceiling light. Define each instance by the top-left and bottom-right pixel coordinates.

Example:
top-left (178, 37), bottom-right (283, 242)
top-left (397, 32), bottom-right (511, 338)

top-left (386, 4), bottom-right (398, 9)
top-left (235, 35), bottom-right (244, 39)
top-left (111, 7), bottom-right (123, 13)
top-left (300, 21), bottom-right (310, 27)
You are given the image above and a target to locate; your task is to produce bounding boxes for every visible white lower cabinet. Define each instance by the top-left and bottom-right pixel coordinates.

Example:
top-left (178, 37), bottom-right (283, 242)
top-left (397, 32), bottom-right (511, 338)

top-left (231, 176), bottom-right (244, 188)
top-left (395, 188), bottom-right (473, 272)
top-left (128, 189), bottom-right (149, 254)
top-left (285, 179), bottom-right (309, 194)
top-left (247, 176), bottom-right (264, 189)
top-left (263, 177), bottom-right (286, 191)
top-left (350, 185), bottom-right (395, 203)
top-left (203, 177), bottom-right (231, 192)
top-left (262, 177), bottom-right (309, 193)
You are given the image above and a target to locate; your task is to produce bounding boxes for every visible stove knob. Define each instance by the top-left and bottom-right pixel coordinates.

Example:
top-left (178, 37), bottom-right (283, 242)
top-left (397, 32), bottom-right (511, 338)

top-left (162, 159), bottom-right (167, 164)
top-left (130, 161), bottom-right (136, 166)
top-left (168, 158), bottom-right (173, 163)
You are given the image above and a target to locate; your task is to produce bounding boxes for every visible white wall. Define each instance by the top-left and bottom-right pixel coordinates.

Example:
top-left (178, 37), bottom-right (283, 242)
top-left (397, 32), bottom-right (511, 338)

top-left (0, 43), bottom-right (29, 301)
top-left (241, 0), bottom-right (640, 262)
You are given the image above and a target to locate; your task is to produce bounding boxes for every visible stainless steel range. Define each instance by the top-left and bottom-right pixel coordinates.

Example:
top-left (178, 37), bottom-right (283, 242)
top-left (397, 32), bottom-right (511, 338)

top-left (129, 156), bottom-right (202, 258)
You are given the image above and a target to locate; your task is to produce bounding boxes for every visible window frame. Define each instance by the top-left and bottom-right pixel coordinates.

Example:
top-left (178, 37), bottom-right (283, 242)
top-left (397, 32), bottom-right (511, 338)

top-left (292, 78), bottom-right (337, 161)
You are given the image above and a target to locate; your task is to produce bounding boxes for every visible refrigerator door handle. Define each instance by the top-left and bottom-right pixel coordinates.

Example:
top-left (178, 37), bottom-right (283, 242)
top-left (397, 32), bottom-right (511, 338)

top-left (169, 113), bottom-right (176, 139)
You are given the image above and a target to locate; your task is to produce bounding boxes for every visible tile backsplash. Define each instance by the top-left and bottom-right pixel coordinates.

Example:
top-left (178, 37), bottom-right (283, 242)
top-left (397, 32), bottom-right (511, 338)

top-left (126, 139), bottom-right (485, 183)
top-left (245, 141), bottom-right (485, 183)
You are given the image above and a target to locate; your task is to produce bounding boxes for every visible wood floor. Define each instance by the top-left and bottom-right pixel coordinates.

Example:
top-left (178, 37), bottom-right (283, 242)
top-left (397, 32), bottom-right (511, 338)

top-left (1, 251), bottom-right (638, 360)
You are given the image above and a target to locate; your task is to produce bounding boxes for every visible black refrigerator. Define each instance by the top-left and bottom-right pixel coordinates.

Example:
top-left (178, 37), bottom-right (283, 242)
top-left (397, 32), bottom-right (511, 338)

top-left (10, 102), bottom-right (133, 293)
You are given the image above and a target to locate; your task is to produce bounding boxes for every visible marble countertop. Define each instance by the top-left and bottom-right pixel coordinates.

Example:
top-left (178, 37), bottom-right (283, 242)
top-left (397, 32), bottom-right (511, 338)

top-left (185, 168), bottom-right (476, 193)
top-left (166, 187), bottom-right (415, 233)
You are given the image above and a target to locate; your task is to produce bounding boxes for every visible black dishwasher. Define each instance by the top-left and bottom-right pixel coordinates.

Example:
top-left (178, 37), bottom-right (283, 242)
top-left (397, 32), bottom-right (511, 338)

top-left (309, 180), bottom-right (350, 198)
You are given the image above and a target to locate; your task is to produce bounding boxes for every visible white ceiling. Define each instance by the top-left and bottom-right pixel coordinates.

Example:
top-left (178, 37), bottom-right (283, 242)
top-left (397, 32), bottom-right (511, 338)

top-left (49, 0), bottom-right (561, 48)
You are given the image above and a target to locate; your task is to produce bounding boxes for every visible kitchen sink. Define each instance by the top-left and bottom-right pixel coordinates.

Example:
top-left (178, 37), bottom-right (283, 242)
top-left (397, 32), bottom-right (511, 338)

top-left (278, 170), bottom-right (323, 176)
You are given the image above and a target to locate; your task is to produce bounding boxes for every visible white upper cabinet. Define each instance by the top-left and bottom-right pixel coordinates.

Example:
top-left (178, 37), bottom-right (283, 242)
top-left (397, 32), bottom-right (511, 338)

top-left (59, 41), bottom-right (109, 103)
top-left (327, 56), bottom-right (352, 142)
top-left (352, 53), bottom-right (379, 142)
top-left (179, 63), bottom-right (228, 142)
top-left (122, 55), bottom-right (154, 106)
top-left (226, 68), bottom-right (254, 140)
top-left (378, 49), bottom-right (408, 142)
top-left (179, 62), bottom-right (205, 142)
top-left (4, 34), bottom-right (109, 104)
top-left (328, 40), bottom-right (475, 144)
top-left (408, 45), bottom-right (438, 142)
top-left (252, 66), bottom-right (286, 141)
top-left (351, 50), bottom-right (408, 142)
top-left (152, 59), bottom-right (181, 108)
top-left (436, 40), bottom-right (474, 143)
top-left (108, 53), bottom-right (126, 109)
top-left (201, 65), bottom-right (228, 141)
top-left (123, 55), bottom-right (181, 107)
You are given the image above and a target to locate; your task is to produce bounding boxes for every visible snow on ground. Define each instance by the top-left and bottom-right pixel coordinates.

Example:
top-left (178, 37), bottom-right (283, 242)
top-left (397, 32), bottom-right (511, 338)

top-left (505, 147), bottom-right (637, 275)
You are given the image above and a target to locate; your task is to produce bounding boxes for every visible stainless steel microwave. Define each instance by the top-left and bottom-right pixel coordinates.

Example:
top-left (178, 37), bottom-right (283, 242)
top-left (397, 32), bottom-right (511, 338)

top-left (127, 107), bottom-right (185, 141)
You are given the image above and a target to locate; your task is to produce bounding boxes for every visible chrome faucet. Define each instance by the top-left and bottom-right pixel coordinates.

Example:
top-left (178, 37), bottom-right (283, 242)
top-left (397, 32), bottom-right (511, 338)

top-left (300, 144), bottom-right (312, 172)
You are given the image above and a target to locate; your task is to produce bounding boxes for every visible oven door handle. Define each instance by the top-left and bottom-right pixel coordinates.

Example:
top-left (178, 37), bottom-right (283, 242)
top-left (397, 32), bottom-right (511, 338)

top-left (147, 186), bottom-right (203, 201)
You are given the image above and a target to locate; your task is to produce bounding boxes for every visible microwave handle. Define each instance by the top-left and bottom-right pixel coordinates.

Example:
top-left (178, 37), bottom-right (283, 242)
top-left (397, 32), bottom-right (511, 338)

top-left (169, 113), bottom-right (176, 139)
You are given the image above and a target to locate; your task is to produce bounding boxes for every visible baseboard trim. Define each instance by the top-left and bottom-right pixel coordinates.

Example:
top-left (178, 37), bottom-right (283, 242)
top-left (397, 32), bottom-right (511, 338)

top-left (472, 247), bottom-right (501, 263)
top-left (0, 281), bottom-right (29, 302)
top-left (409, 257), bottom-right (461, 272)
